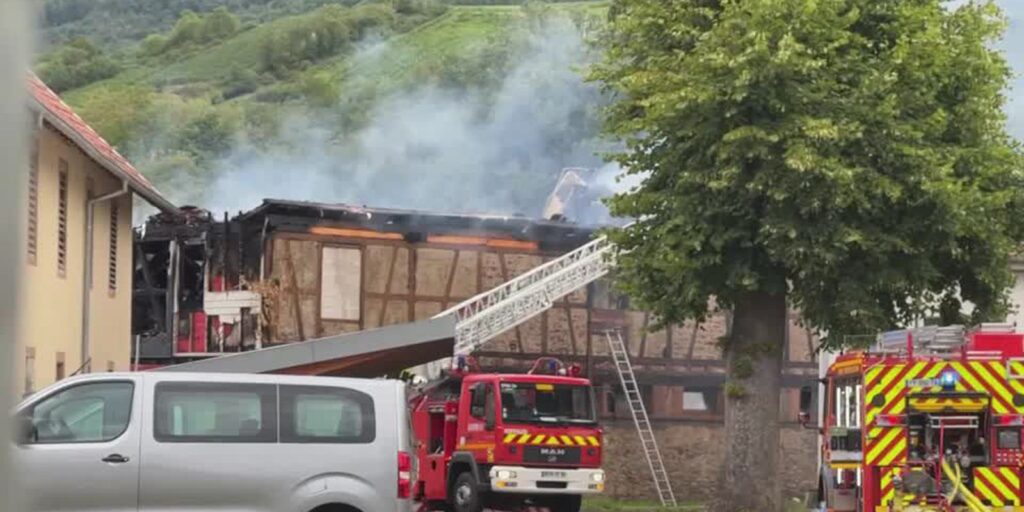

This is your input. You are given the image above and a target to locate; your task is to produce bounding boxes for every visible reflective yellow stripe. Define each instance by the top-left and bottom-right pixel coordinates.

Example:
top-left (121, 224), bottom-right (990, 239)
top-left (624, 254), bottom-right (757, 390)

top-left (1003, 467), bottom-right (1021, 489)
top-left (878, 435), bottom-right (907, 466)
top-left (545, 436), bottom-right (561, 445)
top-left (503, 433), bottom-right (518, 443)
top-left (573, 435), bottom-right (587, 446)
top-left (559, 435), bottom-right (573, 445)
top-left (976, 475), bottom-right (1005, 506)
top-left (517, 434), bottom-right (532, 444)
top-left (530, 435), bottom-right (546, 445)
top-left (586, 436), bottom-right (600, 446)
top-left (866, 428), bottom-right (901, 464)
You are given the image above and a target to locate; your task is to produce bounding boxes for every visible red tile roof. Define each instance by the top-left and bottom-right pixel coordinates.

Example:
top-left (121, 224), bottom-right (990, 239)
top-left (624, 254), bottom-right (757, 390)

top-left (27, 73), bottom-right (176, 212)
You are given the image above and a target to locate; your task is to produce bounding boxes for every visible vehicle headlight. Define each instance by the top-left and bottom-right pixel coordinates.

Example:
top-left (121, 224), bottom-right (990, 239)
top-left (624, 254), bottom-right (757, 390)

top-left (496, 470), bottom-right (516, 480)
top-left (590, 472), bottom-right (605, 483)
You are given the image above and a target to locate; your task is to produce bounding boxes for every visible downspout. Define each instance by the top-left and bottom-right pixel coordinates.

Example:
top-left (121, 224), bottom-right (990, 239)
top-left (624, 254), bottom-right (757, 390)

top-left (81, 180), bottom-right (130, 370)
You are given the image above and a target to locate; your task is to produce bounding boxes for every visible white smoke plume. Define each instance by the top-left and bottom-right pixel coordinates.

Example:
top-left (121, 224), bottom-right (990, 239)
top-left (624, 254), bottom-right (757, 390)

top-left (185, 16), bottom-right (616, 220)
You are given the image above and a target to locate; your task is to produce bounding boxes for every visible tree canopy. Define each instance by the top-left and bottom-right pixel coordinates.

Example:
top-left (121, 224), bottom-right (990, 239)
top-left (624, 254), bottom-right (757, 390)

top-left (594, 0), bottom-right (1024, 349)
top-left (593, 1), bottom-right (1024, 509)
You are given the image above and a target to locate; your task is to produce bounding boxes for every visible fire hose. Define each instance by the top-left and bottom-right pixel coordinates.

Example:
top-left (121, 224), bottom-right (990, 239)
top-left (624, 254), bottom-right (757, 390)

top-left (940, 460), bottom-right (991, 512)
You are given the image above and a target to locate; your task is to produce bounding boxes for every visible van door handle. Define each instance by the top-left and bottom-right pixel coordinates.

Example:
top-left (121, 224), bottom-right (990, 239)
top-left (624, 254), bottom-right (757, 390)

top-left (102, 454), bottom-right (130, 464)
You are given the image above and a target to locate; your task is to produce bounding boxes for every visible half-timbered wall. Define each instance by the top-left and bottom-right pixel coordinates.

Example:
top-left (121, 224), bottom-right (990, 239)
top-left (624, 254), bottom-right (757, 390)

top-left (263, 230), bottom-right (820, 376)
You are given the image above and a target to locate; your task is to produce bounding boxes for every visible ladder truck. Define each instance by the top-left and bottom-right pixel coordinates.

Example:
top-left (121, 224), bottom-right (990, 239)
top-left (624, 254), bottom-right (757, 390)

top-left (409, 356), bottom-right (604, 512)
top-left (818, 324), bottom-right (1024, 512)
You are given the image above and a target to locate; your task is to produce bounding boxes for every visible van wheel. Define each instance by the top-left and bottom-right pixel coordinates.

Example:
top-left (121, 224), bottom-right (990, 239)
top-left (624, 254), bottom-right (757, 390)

top-left (542, 494), bottom-right (582, 512)
top-left (451, 472), bottom-right (483, 512)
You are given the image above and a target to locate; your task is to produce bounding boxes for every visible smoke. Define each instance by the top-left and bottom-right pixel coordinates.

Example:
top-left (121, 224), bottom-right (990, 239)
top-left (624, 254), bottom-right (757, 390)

top-left (188, 15), bottom-right (613, 218)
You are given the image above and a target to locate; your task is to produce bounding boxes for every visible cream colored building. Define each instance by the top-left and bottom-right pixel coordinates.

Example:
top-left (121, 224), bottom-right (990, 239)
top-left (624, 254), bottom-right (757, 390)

top-left (16, 75), bottom-right (176, 397)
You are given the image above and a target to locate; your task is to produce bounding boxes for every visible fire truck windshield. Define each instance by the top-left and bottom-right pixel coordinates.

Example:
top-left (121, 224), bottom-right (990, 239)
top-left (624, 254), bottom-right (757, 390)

top-left (499, 382), bottom-right (595, 425)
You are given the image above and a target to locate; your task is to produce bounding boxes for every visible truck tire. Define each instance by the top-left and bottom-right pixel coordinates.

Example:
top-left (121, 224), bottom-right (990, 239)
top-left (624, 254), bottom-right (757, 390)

top-left (542, 494), bottom-right (582, 512)
top-left (451, 472), bottom-right (483, 512)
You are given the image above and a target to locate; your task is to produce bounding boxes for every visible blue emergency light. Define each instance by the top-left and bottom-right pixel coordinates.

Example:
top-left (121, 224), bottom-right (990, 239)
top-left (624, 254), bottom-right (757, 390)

top-left (940, 371), bottom-right (958, 390)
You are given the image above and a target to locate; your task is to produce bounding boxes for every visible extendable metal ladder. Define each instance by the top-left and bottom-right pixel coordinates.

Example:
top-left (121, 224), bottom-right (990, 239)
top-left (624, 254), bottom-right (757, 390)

top-left (605, 330), bottom-right (677, 507)
top-left (436, 235), bottom-right (615, 355)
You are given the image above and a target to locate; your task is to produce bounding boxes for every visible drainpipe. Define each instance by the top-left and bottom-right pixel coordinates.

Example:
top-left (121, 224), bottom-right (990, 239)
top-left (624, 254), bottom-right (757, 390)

top-left (81, 180), bottom-right (130, 370)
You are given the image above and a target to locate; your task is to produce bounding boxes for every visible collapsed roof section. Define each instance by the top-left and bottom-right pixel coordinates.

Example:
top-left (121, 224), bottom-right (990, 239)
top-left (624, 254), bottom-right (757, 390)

top-left (237, 198), bottom-right (597, 252)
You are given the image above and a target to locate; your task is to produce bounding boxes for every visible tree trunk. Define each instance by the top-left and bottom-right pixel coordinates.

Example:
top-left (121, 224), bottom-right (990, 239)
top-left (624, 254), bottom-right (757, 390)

top-left (716, 290), bottom-right (786, 512)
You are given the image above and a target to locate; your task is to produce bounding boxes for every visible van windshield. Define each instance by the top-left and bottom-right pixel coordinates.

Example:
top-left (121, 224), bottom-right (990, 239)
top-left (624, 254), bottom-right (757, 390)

top-left (499, 381), bottom-right (595, 425)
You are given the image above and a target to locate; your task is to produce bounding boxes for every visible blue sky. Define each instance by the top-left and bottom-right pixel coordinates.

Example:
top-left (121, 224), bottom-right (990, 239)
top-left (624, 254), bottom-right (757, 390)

top-left (993, 0), bottom-right (1022, 140)
top-left (954, 1), bottom-right (1024, 138)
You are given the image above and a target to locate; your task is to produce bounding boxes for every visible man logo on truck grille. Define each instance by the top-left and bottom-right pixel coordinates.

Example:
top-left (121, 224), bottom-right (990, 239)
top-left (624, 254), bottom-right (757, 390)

top-left (523, 446), bottom-right (581, 464)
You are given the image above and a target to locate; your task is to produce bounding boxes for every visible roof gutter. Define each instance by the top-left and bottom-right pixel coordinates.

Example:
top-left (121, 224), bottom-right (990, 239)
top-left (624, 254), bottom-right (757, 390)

top-left (27, 99), bottom-right (178, 214)
top-left (81, 180), bottom-right (129, 370)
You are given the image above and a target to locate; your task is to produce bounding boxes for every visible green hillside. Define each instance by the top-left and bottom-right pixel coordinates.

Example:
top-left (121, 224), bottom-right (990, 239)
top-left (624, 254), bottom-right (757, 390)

top-left (35, 1), bottom-right (610, 215)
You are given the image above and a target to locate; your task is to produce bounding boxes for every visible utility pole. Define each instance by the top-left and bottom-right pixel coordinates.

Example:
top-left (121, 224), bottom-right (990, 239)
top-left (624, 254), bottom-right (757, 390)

top-left (0, 0), bottom-right (30, 510)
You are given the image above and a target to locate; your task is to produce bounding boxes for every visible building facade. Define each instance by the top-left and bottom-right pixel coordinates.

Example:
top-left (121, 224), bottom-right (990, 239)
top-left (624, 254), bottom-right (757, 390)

top-left (16, 75), bottom-right (176, 397)
top-left (134, 199), bottom-right (821, 501)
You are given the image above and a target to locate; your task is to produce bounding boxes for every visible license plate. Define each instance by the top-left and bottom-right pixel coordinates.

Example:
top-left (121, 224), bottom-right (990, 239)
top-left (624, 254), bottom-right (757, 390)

top-left (523, 446), bottom-right (581, 464)
top-left (541, 471), bottom-right (567, 479)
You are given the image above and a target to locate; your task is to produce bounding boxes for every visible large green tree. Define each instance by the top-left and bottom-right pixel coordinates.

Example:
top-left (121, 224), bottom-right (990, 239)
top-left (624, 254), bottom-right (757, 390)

top-left (591, 1), bottom-right (1023, 510)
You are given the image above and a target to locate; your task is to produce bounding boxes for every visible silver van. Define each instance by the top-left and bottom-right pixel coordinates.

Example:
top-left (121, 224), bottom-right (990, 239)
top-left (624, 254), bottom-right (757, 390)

top-left (12, 372), bottom-right (412, 512)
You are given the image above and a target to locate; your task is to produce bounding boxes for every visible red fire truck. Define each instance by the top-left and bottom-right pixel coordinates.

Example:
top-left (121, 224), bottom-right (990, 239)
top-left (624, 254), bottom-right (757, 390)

top-left (817, 324), bottom-right (1024, 511)
top-left (409, 357), bottom-right (605, 512)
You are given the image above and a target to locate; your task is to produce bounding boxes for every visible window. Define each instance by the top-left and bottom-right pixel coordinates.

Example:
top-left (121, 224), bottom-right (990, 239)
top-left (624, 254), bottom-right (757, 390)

top-left (57, 160), bottom-right (68, 278)
top-left (682, 387), bottom-right (720, 412)
top-left (470, 383), bottom-right (487, 419)
top-left (605, 385), bottom-right (617, 415)
top-left (320, 246), bottom-right (361, 320)
top-left (832, 379), bottom-right (861, 428)
top-left (280, 385), bottom-right (375, 443)
top-left (499, 381), bottom-right (596, 424)
top-left (27, 136), bottom-right (38, 265)
top-left (108, 202), bottom-right (119, 294)
top-left (999, 429), bottom-right (1021, 450)
top-left (21, 381), bottom-right (133, 444)
top-left (154, 382), bottom-right (277, 443)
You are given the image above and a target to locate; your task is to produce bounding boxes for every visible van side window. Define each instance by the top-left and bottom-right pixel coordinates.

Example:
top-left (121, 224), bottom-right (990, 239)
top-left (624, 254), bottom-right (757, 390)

top-left (22, 381), bottom-right (133, 444)
top-left (279, 385), bottom-right (375, 444)
top-left (153, 382), bottom-right (277, 443)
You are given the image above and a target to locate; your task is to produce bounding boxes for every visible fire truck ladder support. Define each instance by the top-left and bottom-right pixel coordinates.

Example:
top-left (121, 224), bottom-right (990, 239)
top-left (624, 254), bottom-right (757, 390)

top-left (605, 330), bottom-right (677, 507)
top-left (437, 235), bottom-right (614, 355)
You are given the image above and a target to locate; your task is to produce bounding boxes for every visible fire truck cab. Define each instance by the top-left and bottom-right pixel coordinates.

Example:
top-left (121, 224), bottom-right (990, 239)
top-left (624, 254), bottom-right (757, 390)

top-left (818, 324), bottom-right (1024, 511)
top-left (410, 357), bottom-right (604, 512)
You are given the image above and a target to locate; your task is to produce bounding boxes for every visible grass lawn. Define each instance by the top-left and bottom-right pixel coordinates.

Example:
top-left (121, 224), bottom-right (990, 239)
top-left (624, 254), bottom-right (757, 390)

top-left (582, 497), bottom-right (809, 512)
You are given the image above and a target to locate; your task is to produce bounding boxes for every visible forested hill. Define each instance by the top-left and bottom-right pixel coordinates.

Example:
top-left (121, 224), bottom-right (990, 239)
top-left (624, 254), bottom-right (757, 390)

top-left (36, 0), bottom-right (611, 218)
top-left (36, 0), bottom-right (1022, 220)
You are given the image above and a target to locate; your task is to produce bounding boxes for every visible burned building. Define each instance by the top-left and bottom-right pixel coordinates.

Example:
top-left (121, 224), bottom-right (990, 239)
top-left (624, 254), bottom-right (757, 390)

top-left (133, 186), bottom-right (820, 501)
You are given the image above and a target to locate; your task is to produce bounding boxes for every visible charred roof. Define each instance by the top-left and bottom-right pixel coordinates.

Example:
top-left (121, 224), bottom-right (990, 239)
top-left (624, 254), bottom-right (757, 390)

top-left (239, 199), bottom-right (597, 250)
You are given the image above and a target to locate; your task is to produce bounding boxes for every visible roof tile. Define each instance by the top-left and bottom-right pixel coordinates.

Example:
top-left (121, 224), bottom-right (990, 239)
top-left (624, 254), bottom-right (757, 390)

top-left (26, 73), bottom-right (170, 205)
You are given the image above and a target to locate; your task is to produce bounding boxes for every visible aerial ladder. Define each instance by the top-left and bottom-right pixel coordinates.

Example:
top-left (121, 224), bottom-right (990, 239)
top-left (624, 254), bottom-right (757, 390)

top-left (433, 234), bottom-right (678, 507)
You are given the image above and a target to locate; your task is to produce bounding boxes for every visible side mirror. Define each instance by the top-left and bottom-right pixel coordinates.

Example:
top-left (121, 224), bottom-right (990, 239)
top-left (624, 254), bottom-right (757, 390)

top-left (14, 415), bottom-right (36, 444)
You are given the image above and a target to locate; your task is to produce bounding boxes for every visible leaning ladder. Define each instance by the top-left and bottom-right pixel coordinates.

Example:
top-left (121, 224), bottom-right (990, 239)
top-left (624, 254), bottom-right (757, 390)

top-left (606, 330), bottom-right (677, 507)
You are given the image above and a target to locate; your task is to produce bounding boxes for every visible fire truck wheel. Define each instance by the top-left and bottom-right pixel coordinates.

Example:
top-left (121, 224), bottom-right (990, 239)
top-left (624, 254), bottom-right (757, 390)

top-left (451, 472), bottom-right (483, 512)
top-left (541, 494), bottom-right (582, 512)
